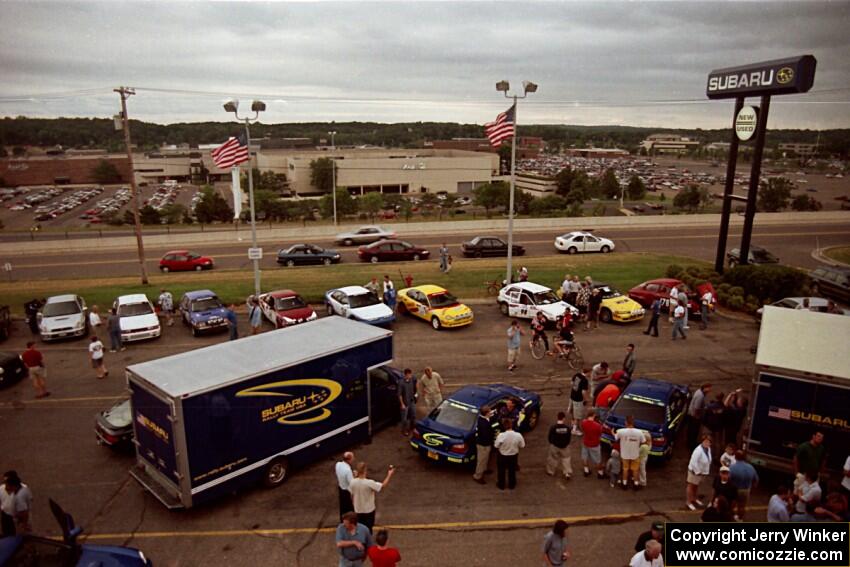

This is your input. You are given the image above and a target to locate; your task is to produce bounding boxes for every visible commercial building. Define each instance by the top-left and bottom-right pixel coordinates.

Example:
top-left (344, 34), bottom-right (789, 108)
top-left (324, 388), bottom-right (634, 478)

top-left (564, 148), bottom-right (629, 159)
top-left (256, 148), bottom-right (498, 197)
top-left (515, 173), bottom-right (558, 196)
top-left (640, 134), bottom-right (700, 155)
top-left (0, 154), bottom-right (132, 186)
top-left (427, 136), bottom-right (544, 159)
top-left (778, 143), bottom-right (817, 156)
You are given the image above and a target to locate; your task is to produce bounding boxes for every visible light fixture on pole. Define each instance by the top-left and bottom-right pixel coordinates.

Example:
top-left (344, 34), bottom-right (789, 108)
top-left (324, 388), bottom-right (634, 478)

top-left (496, 79), bottom-right (537, 286)
top-left (328, 131), bottom-right (338, 225)
top-left (223, 98), bottom-right (265, 297)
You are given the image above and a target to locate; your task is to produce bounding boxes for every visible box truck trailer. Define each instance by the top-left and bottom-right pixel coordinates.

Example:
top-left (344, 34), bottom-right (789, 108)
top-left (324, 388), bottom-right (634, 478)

top-left (126, 316), bottom-right (394, 509)
top-left (745, 306), bottom-right (850, 476)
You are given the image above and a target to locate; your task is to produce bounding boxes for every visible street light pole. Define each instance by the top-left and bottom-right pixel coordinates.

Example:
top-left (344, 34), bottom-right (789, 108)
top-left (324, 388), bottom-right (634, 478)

top-left (496, 80), bottom-right (537, 286)
top-left (329, 131), bottom-right (338, 225)
top-left (224, 100), bottom-right (265, 297)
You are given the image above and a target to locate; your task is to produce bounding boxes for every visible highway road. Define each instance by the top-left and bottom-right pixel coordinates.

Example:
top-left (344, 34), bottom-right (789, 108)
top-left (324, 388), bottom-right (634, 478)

top-left (3, 221), bottom-right (849, 279)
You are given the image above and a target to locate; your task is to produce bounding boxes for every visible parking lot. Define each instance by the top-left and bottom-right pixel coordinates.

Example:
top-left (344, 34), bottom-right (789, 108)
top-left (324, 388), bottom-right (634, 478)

top-left (0, 298), bottom-right (765, 566)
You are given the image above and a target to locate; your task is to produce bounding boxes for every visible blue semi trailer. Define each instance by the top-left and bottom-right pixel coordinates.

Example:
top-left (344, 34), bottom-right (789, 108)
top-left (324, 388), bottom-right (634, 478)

top-left (126, 316), bottom-right (394, 509)
top-left (745, 307), bottom-right (850, 476)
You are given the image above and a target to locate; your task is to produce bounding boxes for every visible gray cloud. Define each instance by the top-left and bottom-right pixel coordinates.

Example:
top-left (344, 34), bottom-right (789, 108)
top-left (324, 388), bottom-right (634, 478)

top-left (0, 1), bottom-right (848, 128)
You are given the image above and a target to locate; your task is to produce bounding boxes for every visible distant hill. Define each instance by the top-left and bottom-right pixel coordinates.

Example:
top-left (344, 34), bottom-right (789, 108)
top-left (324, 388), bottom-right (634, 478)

top-left (1, 116), bottom-right (848, 156)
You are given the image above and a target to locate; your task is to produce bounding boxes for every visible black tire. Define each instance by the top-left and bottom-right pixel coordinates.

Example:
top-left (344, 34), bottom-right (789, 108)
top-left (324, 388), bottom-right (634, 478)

top-left (323, 258), bottom-right (332, 266)
top-left (161, 266), bottom-right (169, 273)
top-left (413, 254), bottom-right (421, 261)
top-left (600, 308), bottom-right (612, 323)
top-left (499, 302), bottom-right (509, 316)
top-left (343, 238), bottom-right (354, 246)
top-left (525, 409), bottom-right (540, 431)
top-left (601, 245), bottom-right (611, 254)
top-left (326, 303), bottom-right (335, 316)
top-left (370, 256), bottom-right (379, 264)
top-left (263, 457), bottom-right (289, 488)
top-left (195, 265), bottom-right (203, 271)
top-left (475, 250), bottom-right (482, 259)
top-left (431, 317), bottom-right (442, 330)
top-left (191, 326), bottom-right (198, 337)
top-left (286, 259), bottom-right (295, 267)
top-left (567, 247), bottom-right (578, 255)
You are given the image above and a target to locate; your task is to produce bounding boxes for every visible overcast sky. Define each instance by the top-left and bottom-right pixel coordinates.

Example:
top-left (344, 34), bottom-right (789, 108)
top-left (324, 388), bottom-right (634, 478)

top-left (1, 1), bottom-right (849, 129)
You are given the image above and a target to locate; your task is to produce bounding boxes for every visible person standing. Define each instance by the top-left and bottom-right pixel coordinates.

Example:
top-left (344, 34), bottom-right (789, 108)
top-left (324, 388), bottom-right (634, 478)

top-left (248, 297), bottom-right (263, 335)
top-left (767, 485), bottom-right (792, 522)
top-left (89, 335), bottom-right (107, 379)
top-left (615, 416), bottom-right (647, 490)
top-left (686, 435), bottom-right (712, 511)
top-left (335, 452), bottom-right (355, 521)
top-left (687, 383), bottom-right (711, 449)
top-left (575, 282), bottom-right (590, 325)
top-left (439, 243), bottom-right (449, 273)
top-left (699, 288), bottom-right (713, 330)
top-left (398, 369), bottom-right (417, 436)
top-left (0, 471), bottom-right (32, 536)
top-left (729, 450), bottom-right (759, 520)
top-left (671, 299), bottom-right (687, 340)
top-left (335, 511), bottom-right (373, 567)
top-left (21, 342), bottom-right (49, 399)
top-left (623, 344), bottom-right (636, 380)
top-left (560, 274), bottom-right (572, 301)
top-left (580, 410), bottom-right (605, 479)
top-left (542, 519), bottom-right (571, 567)
top-left (569, 370), bottom-right (589, 436)
top-left (793, 430), bottom-right (827, 481)
top-left (473, 405), bottom-right (494, 485)
top-left (418, 367), bottom-right (445, 413)
top-left (792, 470), bottom-right (822, 521)
top-left (634, 523), bottom-right (664, 555)
top-left (89, 305), bottom-right (102, 338)
top-left (629, 540), bottom-right (664, 567)
top-left (722, 389), bottom-right (748, 449)
top-left (586, 287), bottom-right (602, 331)
top-left (494, 419), bottom-right (525, 490)
top-left (712, 466), bottom-right (739, 513)
top-left (589, 361), bottom-right (609, 395)
top-left (349, 463), bottom-right (395, 533)
top-left (107, 307), bottom-right (124, 352)
top-left (506, 320), bottom-right (524, 372)
top-left (546, 412), bottom-right (573, 480)
top-left (530, 311), bottom-right (552, 356)
top-left (638, 439), bottom-right (650, 488)
top-left (365, 277), bottom-right (380, 297)
top-left (225, 304), bottom-right (239, 341)
top-left (677, 285), bottom-right (690, 329)
top-left (643, 298), bottom-right (661, 337)
top-left (158, 288), bottom-right (174, 327)
top-left (367, 529), bottom-right (401, 567)
top-left (382, 275), bottom-right (396, 312)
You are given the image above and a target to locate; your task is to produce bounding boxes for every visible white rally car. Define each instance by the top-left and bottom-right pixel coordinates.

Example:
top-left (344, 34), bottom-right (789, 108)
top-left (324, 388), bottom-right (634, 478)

top-left (554, 231), bottom-right (615, 254)
top-left (497, 281), bottom-right (578, 323)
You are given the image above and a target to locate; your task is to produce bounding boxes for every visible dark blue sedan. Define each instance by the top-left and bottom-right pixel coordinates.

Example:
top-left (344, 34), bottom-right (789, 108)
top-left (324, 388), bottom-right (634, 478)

top-left (410, 384), bottom-right (542, 465)
top-left (600, 377), bottom-right (690, 458)
top-left (276, 243), bottom-right (341, 266)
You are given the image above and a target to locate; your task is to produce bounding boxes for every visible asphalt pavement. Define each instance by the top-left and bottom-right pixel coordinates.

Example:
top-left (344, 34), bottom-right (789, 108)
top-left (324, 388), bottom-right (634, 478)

top-left (0, 302), bottom-right (771, 566)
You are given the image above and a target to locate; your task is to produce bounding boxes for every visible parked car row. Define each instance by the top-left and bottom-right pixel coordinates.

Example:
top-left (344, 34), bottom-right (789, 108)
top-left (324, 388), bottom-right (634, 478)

top-left (80, 187), bottom-right (133, 222)
top-left (33, 186), bottom-right (103, 221)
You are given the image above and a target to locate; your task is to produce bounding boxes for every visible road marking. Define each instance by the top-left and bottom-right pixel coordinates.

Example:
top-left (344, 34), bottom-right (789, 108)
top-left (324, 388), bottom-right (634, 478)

top-left (0, 395), bottom-right (124, 408)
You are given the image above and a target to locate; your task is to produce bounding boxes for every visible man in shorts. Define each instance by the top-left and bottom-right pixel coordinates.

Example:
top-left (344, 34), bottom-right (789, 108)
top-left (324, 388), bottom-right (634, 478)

top-left (21, 342), bottom-right (49, 399)
top-left (88, 335), bottom-right (108, 379)
top-left (580, 409), bottom-right (605, 479)
top-left (569, 369), bottom-right (589, 435)
top-left (506, 320), bottom-right (524, 371)
top-left (530, 312), bottom-right (552, 356)
top-left (158, 288), bottom-right (174, 327)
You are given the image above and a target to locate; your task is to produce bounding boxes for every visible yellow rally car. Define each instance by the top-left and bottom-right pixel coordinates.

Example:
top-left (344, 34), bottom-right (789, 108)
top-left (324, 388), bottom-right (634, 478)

top-left (398, 285), bottom-right (474, 330)
top-left (594, 283), bottom-right (645, 323)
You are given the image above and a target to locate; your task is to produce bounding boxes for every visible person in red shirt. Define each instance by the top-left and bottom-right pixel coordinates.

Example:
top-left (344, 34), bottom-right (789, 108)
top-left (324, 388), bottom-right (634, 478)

top-left (20, 342), bottom-right (49, 399)
top-left (595, 383), bottom-right (621, 410)
top-left (580, 410), bottom-right (605, 479)
top-left (367, 529), bottom-right (401, 567)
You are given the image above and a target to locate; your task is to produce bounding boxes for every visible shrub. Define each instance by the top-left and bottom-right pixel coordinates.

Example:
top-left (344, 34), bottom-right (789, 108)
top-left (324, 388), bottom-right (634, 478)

top-left (666, 264), bottom-right (684, 279)
top-left (717, 283), bottom-right (732, 294)
top-left (727, 295), bottom-right (745, 310)
top-left (745, 294), bottom-right (760, 307)
top-left (722, 265), bottom-right (809, 304)
top-left (729, 286), bottom-right (745, 297)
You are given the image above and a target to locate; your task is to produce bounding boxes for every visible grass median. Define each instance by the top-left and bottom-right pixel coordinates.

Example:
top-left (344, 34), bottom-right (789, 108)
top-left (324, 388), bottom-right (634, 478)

top-left (0, 253), bottom-right (708, 314)
top-left (823, 246), bottom-right (850, 266)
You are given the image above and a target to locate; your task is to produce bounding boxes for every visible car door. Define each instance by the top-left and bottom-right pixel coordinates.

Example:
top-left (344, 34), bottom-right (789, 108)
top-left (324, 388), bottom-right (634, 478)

top-left (407, 289), bottom-right (429, 320)
top-left (491, 238), bottom-right (507, 256)
top-left (585, 235), bottom-right (600, 252)
top-left (396, 242), bottom-right (413, 261)
top-left (179, 295), bottom-right (190, 324)
top-left (506, 287), bottom-right (524, 317)
top-left (308, 245), bottom-right (324, 265)
top-left (260, 295), bottom-right (276, 323)
top-left (174, 253), bottom-right (189, 271)
top-left (368, 366), bottom-right (399, 429)
top-left (571, 234), bottom-right (585, 252)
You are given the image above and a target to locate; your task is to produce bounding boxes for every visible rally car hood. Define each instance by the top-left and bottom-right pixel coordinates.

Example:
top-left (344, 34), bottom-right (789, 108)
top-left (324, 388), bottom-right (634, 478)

top-left (120, 313), bottom-right (159, 332)
top-left (80, 544), bottom-right (150, 566)
top-left (351, 302), bottom-right (394, 321)
top-left (432, 304), bottom-right (472, 318)
top-left (604, 296), bottom-right (644, 310)
top-left (190, 307), bottom-right (228, 322)
top-left (41, 313), bottom-right (85, 331)
top-left (536, 302), bottom-right (574, 319)
top-left (277, 305), bottom-right (317, 322)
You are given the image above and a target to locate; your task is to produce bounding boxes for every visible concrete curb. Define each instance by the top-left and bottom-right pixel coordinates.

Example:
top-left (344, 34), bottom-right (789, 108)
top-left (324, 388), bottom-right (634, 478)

top-left (812, 245), bottom-right (850, 268)
top-left (2, 211), bottom-right (848, 255)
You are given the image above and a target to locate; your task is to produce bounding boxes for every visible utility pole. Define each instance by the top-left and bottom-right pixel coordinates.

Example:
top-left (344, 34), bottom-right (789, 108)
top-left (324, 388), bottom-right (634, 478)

top-left (115, 87), bottom-right (149, 285)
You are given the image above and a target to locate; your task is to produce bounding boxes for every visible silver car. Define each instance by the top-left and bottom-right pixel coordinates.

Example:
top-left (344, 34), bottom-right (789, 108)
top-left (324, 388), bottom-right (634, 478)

top-left (39, 294), bottom-right (88, 341)
top-left (334, 225), bottom-right (396, 246)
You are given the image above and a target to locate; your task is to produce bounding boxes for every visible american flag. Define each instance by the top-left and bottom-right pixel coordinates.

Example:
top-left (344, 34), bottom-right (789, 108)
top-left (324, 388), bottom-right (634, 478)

top-left (768, 406), bottom-right (791, 420)
top-left (485, 104), bottom-right (516, 147)
top-left (211, 132), bottom-right (250, 169)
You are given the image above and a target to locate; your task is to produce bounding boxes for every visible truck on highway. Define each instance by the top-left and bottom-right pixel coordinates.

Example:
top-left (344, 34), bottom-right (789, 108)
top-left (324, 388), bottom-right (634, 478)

top-left (127, 316), bottom-right (394, 509)
top-left (745, 306), bottom-right (850, 476)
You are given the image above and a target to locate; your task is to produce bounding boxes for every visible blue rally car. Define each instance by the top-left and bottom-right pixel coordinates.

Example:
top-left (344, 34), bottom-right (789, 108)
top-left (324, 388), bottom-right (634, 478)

top-left (0, 499), bottom-right (151, 566)
top-left (600, 377), bottom-right (690, 458)
top-left (410, 384), bottom-right (542, 465)
top-left (178, 290), bottom-right (229, 336)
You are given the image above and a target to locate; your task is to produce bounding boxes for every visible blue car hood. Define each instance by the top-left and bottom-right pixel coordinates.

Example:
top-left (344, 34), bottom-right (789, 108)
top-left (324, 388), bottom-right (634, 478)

top-left (80, 544), bottom-right (148, 566)
top-left (190, 307), bottom-right (227, 322)
top-left (415, 417), bottom-right (471, 446)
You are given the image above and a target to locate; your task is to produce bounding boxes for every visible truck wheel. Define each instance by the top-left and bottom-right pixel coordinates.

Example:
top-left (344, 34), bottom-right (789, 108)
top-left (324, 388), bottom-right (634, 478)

top-left (264, 458), bottom-right (289, 488)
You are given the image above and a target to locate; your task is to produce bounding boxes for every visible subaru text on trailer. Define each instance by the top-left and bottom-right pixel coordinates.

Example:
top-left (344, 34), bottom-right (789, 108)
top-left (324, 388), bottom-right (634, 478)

top-left (126, 317), bottom-right (396, 508)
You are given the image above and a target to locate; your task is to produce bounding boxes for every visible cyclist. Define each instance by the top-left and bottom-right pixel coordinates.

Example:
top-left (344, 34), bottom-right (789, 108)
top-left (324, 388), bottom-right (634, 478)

top-left (530, 311), bottom-right (552, 356)
top-left (555, 311), bottom-right (575, 358)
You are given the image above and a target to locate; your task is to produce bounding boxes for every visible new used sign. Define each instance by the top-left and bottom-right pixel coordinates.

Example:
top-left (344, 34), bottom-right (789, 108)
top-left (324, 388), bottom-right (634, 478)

top-left (706, 55), bottom-right (816, 99)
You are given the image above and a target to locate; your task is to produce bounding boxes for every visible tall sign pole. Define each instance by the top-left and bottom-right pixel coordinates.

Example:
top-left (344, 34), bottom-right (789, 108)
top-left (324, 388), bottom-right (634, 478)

top-left (243, 118), bottom-right (261, 297)
top-left (114, 87), bottom-right (149, 285)
top-left (505, 95), bottom-right (518, 287)
top-left (706, 55), bottom-right (816, 271)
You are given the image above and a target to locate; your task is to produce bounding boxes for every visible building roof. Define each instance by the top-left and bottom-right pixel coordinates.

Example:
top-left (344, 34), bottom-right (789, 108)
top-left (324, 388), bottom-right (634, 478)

top-left (756, 306), bottom-right (850, 381)
top-left (127, 316), bottom-right (392, 398)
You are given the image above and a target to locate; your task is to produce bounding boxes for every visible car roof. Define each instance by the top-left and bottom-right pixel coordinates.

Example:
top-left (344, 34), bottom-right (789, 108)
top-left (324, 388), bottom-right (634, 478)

top-left (46, 294), bottom-right (77, 303)
top-left (336, 285), bottom-right (370, 295)
top-left (402, 284), bottom-right (448, 295)
top-left (620, 377), bottom-right (682, 402)
top-left (268, 289), bottom-right (297, 298)
top-left (164, 250), bottom-right (189, 254)
top-left (505, 281), bottom-right (550, 294)
top-left (116, 294), bottom-right (150, 304)
top-left (449, 384), bottom-right (526, 406)
top-left (640, 278), bottom-right (683, 287)
top-left (184, 289), bottom-right (217, 299)
top-left (560, 231), bottom-right (592, 237)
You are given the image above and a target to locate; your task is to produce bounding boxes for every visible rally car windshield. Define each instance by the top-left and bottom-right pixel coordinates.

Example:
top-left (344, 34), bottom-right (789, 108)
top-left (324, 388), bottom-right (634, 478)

top-left (533, 291), bottom-right (559, 305)
top-left (613, 398), bottom-right (666, 424)
top-left (350, 293), bottom-right (381, 309)
top-left (118, 302), bottom-right (154, 317)
top-left (42, 301), bottom-right (80, 317)
top-left (597, 287), bottom-right (621, 299)
top-left (428, 293), bottom-right (458, 309)
top-left (191, 298), bottom-right (222, 312)
top-left (432, 401), bottom-right (478, 430)
top-left (276, 296), bottom-right (306, 310)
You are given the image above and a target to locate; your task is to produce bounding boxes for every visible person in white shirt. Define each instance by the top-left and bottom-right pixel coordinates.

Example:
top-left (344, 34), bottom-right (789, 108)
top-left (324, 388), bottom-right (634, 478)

top-left (158, 289), bottom-right (174, 327)
top-left (615, 416), bottom-right (650, 490)
top-left (88, 305), bottom-right (102, 338)
top-left (335, 452), bottom-right (355, 521)
top-left (677, 286), bottom-right (689, 329)
top-left (671, 302), bottom-right (687, 340)
top-left (348, 462), bottom-right (394, 533)
top-left (0, 471), bottom-right (32, 536)
top-left (560, 274), bottom-right (572, 299)
top-left (629, 539), bottom-right (664, 567)
top-left (686, 435), bottom-right (712, 510)
top-left (792, 470), bottom-right (822, 520)
top-left (88, 335), bottom-right (107, 379)
top-left (699, 290), bottom-right (713, 329)
top-left (494, 418), bottom-right (525, 490)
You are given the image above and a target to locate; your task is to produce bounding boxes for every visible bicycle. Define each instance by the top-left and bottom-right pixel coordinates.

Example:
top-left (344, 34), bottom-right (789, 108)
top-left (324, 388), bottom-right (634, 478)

top-left (530, 332), bottom-right (549, 360)
top-left (484, 276), bottom-right (502, 295)
top-left (554, 340), bottom-right (584, 370)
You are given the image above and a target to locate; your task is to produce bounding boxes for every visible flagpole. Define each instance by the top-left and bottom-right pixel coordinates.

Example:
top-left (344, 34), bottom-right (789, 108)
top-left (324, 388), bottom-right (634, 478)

top-left (505, 96), bottom-right (518, 287)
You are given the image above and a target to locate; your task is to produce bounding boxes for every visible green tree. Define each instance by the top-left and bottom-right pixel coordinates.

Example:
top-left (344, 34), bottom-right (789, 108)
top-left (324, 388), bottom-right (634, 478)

top-left (790, 194), bottom-right (822, 212)
top-left (92, 159), bottom-right (122, 184)
top-left (194, 186), bottom-right (233, 223)
top-left (758, 177), bottom-right (794, 212)
top-left (359, 192), bottom-right (385, 221)
top-left (159, 203), bottom-right (187, 225)
top-left (555, 167), bottom-right (577, 196)
top-left (514, 190), bottom-right (534, 215)
top-left (598, 168), bottom-right (621, 199)
top-left (181, 209), bottom-right (194, 224)
top-left (473, 181), bottom-right (509, 217)
top-left (419, 193), bottom-right (439, 211)
top-left (320, 188), bottom-right (357, 220)
top-left (673, 184), bottom-right (709, 212)
top-left (122, 210), bottom-right (135, 225)
top-left (529, 195), bottom-right (567, 216)
top-left (309, 157), bottom-right (335, 193)
top-left (139, 205), bottom-right (162, 225)
top-left (626, 175), bottom-right (646, 200)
